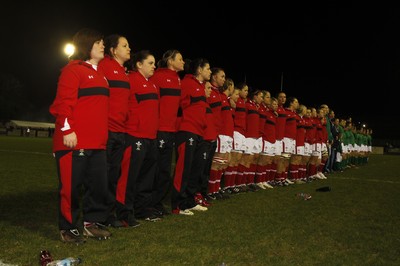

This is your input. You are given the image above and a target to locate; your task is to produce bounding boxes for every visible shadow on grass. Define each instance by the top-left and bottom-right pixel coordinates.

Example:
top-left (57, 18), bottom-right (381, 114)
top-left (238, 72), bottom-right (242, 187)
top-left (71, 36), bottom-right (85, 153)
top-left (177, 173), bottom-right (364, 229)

top-left (0, 190), bottom-right (59, 240)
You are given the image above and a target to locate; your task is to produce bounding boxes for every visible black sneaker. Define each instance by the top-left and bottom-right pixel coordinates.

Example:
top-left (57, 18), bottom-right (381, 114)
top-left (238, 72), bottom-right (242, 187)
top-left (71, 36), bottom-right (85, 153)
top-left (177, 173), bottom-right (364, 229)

top-left (206, 193), bottom-right (216, 201)
top-left (83, 223), bottom-right (111, 240)
top-left (223, 188), bottom-right (233, 194)
top-left (239, 185), bottom-right (250, 193)
top-left (247, 184), bottom-right (259, 192)
top-left (218, 190), bottom-right (230, 199)
top-left (136, 210), bottom-right (162, 222)
top-left (143, 214), bottom-right (162, 222)
top-left (60, 229), bottom-right (86, 245)
top-left (231, 187), bottom-right (240, 194)
top-left (104, 215), bottom-right (125, 228)
top-left (213, 192), bottom-right (224, 200)
top-left (154, 205), bottom-right (171, 217)
top-left (152, 209), bottom-right (164, 218)
top-left (120, 217), bottom-right (141, 228)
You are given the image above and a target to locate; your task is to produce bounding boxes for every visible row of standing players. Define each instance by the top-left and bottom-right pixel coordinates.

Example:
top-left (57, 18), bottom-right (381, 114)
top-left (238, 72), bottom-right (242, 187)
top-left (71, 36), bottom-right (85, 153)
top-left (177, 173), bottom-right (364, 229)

top-left (49, 28), bottom-right (347, 244)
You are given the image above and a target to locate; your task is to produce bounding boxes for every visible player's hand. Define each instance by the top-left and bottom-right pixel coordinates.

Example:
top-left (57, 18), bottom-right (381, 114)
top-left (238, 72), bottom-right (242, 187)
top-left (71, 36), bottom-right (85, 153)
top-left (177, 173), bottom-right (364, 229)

top-left (63, 132), bottom-right (77, 148)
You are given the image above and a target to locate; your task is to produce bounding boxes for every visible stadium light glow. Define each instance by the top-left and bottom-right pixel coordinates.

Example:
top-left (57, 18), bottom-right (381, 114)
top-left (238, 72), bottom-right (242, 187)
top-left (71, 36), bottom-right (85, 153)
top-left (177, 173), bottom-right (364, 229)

top-left (64, 43), bottom-right (75, 58)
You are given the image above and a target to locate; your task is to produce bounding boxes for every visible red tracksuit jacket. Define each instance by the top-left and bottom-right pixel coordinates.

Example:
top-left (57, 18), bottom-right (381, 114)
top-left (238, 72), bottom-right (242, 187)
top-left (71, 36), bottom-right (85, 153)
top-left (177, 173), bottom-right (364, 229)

top-left (98, 55), bottom-right (130, 133)
top-left (149, 68), bottom-right (181, 132)
top-left (50, 60), bottom-right (109, 152)
top-left (126, 71), bottom-right (159, 139)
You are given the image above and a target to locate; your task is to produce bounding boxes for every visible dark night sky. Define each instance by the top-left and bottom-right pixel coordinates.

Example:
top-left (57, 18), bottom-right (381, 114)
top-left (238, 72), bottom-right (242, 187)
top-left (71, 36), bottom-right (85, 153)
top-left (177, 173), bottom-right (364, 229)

top-left (1, 2), bottom-right (400, 139)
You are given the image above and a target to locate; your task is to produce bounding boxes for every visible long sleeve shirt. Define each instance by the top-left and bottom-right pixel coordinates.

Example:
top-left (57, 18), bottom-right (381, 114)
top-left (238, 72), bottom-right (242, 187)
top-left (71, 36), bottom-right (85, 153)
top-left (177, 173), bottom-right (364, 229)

top-left (263, 108), bottom-right (277, 143)
top-left (284, 108), bottom-right (297, 139)
top-left (126, 71), bottom-right (159, 139)
top-left (98, 55), bottom-right (130, 133)
top-left (178, 74), bottom-right (207, 136)
top-left (204, 105), bottom-right (218, 141)
top-left (304, 116), bottom-right (314, 144)
top-left (258, 103), bottom-right (267, 138)
top-left (149, 68), bottom-right (181, 132)
top-left (245, 99), bottom-right (259, 138)
top-left (207, 86), bottom-right (222, 134)
top-left (296, 114), bottom-right (306, 147)
top-left (276, 105), bottom-right (287, 141)
top-left (50, 60), bottom-right (109, 151)
top-left (233, 97), bottom-right (246, 135)
top-left (219, 93), bottom-right (234, 137)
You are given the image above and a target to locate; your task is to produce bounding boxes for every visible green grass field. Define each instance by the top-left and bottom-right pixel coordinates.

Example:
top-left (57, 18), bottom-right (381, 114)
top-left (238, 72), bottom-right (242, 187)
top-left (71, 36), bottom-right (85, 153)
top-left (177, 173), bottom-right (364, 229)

top-left (1, 136), bottom-right (400, 266)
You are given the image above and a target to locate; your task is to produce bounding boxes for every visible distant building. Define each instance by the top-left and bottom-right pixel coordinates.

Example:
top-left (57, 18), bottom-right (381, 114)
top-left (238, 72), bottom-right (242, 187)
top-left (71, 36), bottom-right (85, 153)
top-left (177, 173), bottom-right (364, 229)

top-left (6, 120), bottom-right (55, 137)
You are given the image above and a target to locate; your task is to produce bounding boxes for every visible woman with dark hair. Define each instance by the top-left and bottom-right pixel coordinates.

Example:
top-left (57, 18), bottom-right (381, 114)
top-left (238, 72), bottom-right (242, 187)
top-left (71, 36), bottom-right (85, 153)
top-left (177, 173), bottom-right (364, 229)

top-left (115, 50), bottom-right (160, 224)
top-left (50, 28), bottom-right (111, 244)
top-left (171, 58), bottom-right (211, 215)
top-left (98, 34), bottom-right (131, 227)
top-left (149, 49), bottom-right (184, 217)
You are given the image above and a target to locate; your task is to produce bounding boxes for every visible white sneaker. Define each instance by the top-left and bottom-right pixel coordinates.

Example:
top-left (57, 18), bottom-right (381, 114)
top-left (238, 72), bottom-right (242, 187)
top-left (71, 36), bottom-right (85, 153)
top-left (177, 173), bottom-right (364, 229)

top-left (314, 173), bottom-right (324, 180)
top-left (257, 182), bottom-right (266, 189)
top-left (189, 204), bottom-right (208, 211)
top-left (317, 172), bottom-right (327, 179)
top-left (307, 175), bottom-right (315, 180)
top-left (179, 209), bottom-right (194, 216)
top-left (285, 178), bottom-right (294, 184)
top-left (262, 182), bottom-right (274, 189)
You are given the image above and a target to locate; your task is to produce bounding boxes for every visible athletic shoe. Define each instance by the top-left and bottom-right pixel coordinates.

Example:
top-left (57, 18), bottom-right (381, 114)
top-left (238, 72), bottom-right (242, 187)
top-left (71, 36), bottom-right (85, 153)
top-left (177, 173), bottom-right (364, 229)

top-left (116, 214), bottom-right (141, 228)
top-left (60, 229), bottom-right (86, 245)
top-left (152, 209), bottom-right (164, 218)
top-left (239, 185), bottom-right (249, 193)
top-left (136, 209), bottom-right (162, 222)
top-left (313, 174), bottom-right (323, 180)
top-left (188, 204), bottom-right (208, 211)
top-left (195, 193), bottom-right (212, 207)
top-left (201, 200), bottom-right (211, 207)
top-left (231, 187), bottom-right (241, 194)
top-left (262, 182), bottom-right (274, 189)
top-left (257, 182), bottom-right (266, 189)
top-left (213, 192), bottom-right (224, 200)
top-left (83, 223), bottom-right (111, 240)
top-left (104, 215), bottom-right (125, 228)
top-left (143, 215), bottom-right (162, 222)
top-left (121, 218), bottom-right (141, 228)
top-left (218, 189), bottom-right (230, 199)
top-left (222, 187), bottom-right (233, 195)
top-left (152, 203), bottom-right (171, 218)
top-left (194, 193), bottom-right (204, 205)
top-left (317, 172), bottom-right (327, 179)
top-left (172, 208), bottom-right (194, 216)
top-left (285, 178), bottom-right (295, 184)
top-left (248, 183), bottom-right (260, 192)
top-left (206, 193), bottom-right (217, 201)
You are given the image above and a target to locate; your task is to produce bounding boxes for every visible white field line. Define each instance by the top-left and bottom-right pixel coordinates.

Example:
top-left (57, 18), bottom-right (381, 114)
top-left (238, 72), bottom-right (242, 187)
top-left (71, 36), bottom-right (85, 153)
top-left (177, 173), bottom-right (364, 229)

top-left (0, 149), bottom-right (52, 156)
top-left (329, 176), bottom-right (400, 184)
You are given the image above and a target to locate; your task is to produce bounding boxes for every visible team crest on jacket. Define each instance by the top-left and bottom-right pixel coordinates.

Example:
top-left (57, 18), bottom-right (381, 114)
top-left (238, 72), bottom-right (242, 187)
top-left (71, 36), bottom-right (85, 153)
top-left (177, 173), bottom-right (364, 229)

top-left (159, 139), bottom-right (165, 148)
top-left (136, 141), bottom-right (142, 151)
top-left (189, 138), bottom-right (194, 146)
